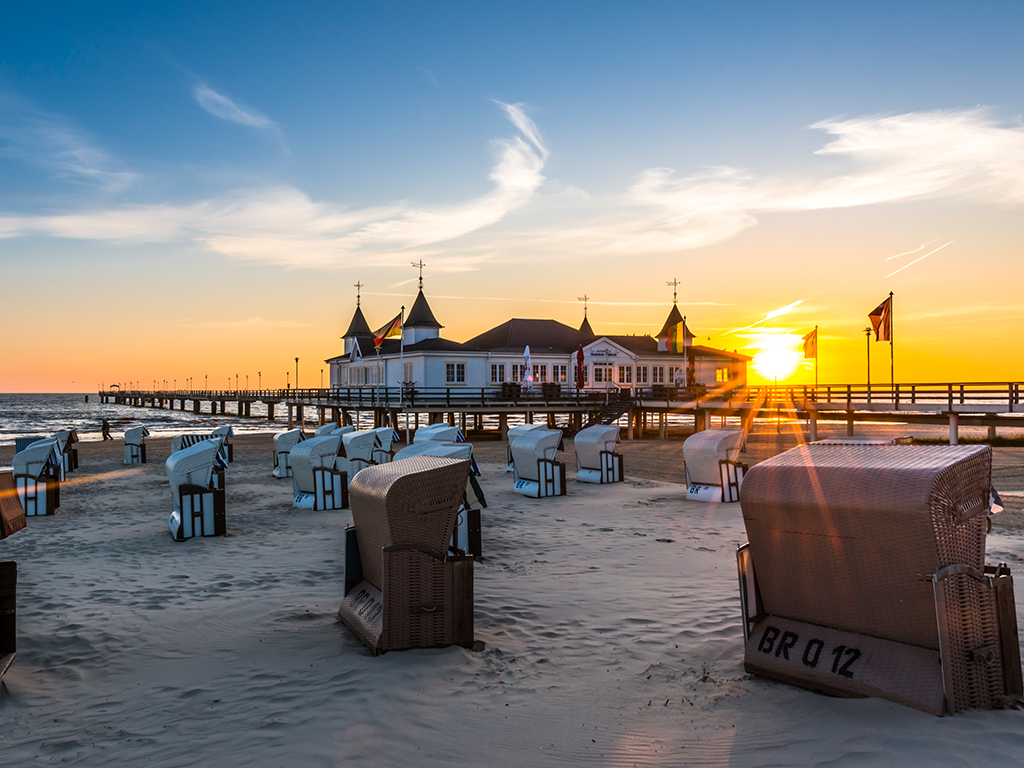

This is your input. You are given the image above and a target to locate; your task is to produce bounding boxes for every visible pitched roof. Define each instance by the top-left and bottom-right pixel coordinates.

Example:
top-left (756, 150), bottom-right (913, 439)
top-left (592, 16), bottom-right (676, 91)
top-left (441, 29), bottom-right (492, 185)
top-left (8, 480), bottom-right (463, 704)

top-left (405, 290), bottom-right (443, 328)
top-left (656, 304), bottom-right (685, 338)
top-left (579, 315), bottom-right (594, 336)
top-left (465, 318), bottom-right (588, 354)
top-left (343, 306), bottom-right (373, 338)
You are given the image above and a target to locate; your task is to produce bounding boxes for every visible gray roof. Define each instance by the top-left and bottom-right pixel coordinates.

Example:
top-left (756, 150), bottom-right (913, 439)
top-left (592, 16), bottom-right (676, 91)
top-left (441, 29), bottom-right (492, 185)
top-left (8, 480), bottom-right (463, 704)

top-left (405, 290), bottom-right (443, 329)
top-left (343, 306), bottom-right (373, 338)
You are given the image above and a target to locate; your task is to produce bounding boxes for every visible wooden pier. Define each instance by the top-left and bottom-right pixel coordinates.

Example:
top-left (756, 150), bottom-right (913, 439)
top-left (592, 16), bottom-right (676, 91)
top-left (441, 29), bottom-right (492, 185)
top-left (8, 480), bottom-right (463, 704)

top-left (100, 380), bottom-right (1024, 443)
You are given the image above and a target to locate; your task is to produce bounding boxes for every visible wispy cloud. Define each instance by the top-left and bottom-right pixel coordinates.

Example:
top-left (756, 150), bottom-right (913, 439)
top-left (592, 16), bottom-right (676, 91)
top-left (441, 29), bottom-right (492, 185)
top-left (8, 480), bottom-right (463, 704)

top-left (728, 300), bottom-right (805, 334)
top-left (0, 92), bottom-right (136, 191)
top-left (882, 240), bottom-right (953, 278)
top-left (179, 317), bottom-right (310, 329)
top-left (886, 239), bottom-right (938, 261)
top-left (192, 84), bottom-right (276, 129)
top-left (363, 292), bottom-right (730, 306)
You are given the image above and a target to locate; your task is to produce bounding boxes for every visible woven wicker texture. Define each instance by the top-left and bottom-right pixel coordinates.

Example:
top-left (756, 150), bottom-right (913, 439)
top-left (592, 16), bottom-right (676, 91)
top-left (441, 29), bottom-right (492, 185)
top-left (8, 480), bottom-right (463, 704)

top-left (574, 424), bottom-right (620, 470)
top-left (741, 444), bottom-right (991, 650)
top-left (0, 470), bottom-right (27, 539)
top-left (683, 429), bottom-right (746, 485)
top-left (349, 456), bottom-right (471, 589)
top-left (393, 442), bottom-right (473, 462)
top-left (382, 547), bottom-right (454, 650)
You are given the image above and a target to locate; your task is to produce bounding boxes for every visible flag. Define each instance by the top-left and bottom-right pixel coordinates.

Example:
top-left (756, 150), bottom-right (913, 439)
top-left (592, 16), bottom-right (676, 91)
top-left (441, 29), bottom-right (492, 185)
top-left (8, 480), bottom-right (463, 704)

top-left (575, 345), bottom-right (585, 389)
top-left (802, 327), bottom-right (818, 359)
top-left (373, 314), bottom-right (402, 349)
top-left (666, 320), bottom-right (694, 353)
top-left (868, 296), bottom-right (892, 342)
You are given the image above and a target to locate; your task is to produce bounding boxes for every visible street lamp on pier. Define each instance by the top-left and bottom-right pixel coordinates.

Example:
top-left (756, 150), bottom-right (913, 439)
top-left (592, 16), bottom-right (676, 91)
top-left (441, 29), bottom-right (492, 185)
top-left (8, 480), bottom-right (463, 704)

top-left (295, 358), bottom-right (300, 391)
top-left (258, 371), bottom-right (261, 390)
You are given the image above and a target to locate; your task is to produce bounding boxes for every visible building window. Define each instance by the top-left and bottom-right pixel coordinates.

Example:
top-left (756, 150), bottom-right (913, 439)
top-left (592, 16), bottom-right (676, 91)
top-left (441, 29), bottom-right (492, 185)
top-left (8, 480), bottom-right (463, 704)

top-left (618, 365), bottom-right (632, 384)
top-left (490, 363), bottom-right (506, 384)
top-left (652, 366), bottom-right (664, 384)
top-left (636, 366), bottom-right (648, 384)
top-left (553, 364), bottom-right (567, 384)
top-left (668, 365), bottom-right (678, 384)
top-left (594, 365), bottom-right (612, 383)
top-left (716, 367), bottom-right (730, 383)
top-left (403, 362), bottom-right (414, 384)
top-left (445, 362), bottom-right (466, 384)
top-left (511, 364), bottom-right (523, 383)
top-left (533, 364), bottom-right (547, 383)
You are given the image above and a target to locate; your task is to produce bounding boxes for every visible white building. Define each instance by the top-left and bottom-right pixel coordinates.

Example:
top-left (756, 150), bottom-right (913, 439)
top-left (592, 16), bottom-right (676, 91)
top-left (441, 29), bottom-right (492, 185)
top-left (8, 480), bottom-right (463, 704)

top-left (326, 287), bottom-right (749, 394)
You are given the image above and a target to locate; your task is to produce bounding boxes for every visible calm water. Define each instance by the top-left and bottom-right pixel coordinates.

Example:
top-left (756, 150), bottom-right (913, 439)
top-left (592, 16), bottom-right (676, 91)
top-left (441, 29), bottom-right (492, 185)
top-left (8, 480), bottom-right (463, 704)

top-left (0, 393), bottom-right (283, 447)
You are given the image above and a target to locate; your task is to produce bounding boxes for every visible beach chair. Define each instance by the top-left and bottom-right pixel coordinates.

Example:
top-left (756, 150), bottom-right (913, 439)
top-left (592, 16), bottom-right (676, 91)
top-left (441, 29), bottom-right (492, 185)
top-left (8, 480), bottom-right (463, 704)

top-left (50, 430), bottom-right (80, 474)
top-left (337, 456), bottom-right (474, 654)
top-left (0, 561), bottom-right (15, 679)
top-left (737, 443), bottom-right (1023, 715)
top-left (370, 427), bottom-right (399, 464)
top-left (124, 426), bottom-right (150, 464)
top-left (505, 423), bottom-right (544, 472)
top-left (414, 424), bottom-right (463, 444)
top-left (272, 429), bottom-right (306, 478)
top-left (212, 425), bottom-right (235, 462)
top-left (12, 439), bottom-right (62, 516)
top-left (0, 469), bottom-right (27, 540)
top-left (394, 441), bottom-right (486, 557)
top-left (166, 438), bottom-right (227, 541)
top-left (683, 428), bottom-right (747, 502)
top-left (291, 434), bottom-right (348, 510)
top-left (172, 433), bottom-right (230, 465)
top-left (574, 424), bottom-right (623, 484)
top-left (339, 430), bottom-right (380, 486)
top-left (511, 428), bottom-right (565, 498)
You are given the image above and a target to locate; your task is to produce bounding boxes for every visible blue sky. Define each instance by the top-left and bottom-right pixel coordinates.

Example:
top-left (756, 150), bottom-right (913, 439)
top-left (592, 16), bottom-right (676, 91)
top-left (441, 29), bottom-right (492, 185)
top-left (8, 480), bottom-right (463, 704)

top-left (3, 2), bottom-right (1024, 389)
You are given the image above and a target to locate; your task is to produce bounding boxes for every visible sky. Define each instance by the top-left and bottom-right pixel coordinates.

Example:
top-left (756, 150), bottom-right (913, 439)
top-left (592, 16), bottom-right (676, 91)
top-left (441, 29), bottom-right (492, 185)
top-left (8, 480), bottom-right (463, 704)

top-left (2, 1), bottom-right (1023, 392)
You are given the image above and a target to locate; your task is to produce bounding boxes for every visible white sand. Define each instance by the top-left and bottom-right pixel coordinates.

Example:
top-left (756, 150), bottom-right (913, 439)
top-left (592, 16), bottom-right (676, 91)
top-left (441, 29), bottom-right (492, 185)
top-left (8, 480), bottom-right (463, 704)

top-left (1, 435), bottom-right (1022, 766)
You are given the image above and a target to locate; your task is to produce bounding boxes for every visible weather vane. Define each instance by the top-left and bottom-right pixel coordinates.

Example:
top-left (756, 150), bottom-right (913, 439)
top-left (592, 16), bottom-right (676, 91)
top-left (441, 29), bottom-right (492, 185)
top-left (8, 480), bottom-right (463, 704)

top-left (354, 280), bottom-right (363, 306)
top-left (411, 260), bottom-right (426, 289)
top-left (578, 294), bottom-right (589, 317)
top-left (666, 278), bottom-right (680, 305)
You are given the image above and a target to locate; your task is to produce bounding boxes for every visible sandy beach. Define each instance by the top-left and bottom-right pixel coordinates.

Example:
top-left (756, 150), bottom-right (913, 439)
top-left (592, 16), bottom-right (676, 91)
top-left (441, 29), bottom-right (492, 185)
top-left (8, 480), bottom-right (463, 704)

top-left (1, 431), bottom-right (1022, 766)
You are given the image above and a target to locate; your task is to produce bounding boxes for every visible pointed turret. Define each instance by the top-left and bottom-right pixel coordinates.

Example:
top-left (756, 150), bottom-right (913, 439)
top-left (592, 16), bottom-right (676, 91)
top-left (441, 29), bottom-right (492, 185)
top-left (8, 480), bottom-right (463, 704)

top-left (404, 289), bottom-right (442, 344)
top-left (343, 281), bottom-right (373, 354)
top-left (579, 315), bottom-right (594, 336)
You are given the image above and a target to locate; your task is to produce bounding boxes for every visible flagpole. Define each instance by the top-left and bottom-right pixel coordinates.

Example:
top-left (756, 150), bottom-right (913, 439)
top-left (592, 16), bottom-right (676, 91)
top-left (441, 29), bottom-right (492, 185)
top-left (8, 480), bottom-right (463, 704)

top-left (889, 292), bottom-right (894, 402)
top-left (400, 305), bottom-right (405, 409)
top-left (814, 325), bottom-right (818, 390)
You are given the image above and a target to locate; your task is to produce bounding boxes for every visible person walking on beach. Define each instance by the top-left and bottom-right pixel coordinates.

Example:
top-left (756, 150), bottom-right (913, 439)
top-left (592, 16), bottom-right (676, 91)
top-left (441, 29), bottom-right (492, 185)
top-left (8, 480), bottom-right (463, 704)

top-left (101, 419), bottom-right (113, 440)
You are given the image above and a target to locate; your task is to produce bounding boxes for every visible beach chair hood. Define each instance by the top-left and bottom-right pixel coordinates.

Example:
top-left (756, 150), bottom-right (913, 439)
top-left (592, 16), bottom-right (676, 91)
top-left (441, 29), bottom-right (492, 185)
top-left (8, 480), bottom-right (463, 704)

top-left (574, 424), bottom-right (620, 470)
top-left (414, 424), bottom-right (462, 444)
top-left (165, 439), bottom-right (223, 502)
top-left (124, 426), bottom-right (150, 445)
top-left (273, 429), bottom-right (306, 452)
top-left (289, 434), bottom-right (342, 493)
top-left (510, 429), bottom-right (562, 482)
top-left (683, 429), bottom-right (745, 486)
top-left (13, 439), bottom-right (62, 479)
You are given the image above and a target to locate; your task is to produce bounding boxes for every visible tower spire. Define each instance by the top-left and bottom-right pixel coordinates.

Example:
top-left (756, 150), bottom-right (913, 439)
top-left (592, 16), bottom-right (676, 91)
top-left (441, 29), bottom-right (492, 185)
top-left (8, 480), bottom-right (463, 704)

top-left (354, 280), bottom-right (363, 307)
top-left (578, 294), bottom-right (589, 318)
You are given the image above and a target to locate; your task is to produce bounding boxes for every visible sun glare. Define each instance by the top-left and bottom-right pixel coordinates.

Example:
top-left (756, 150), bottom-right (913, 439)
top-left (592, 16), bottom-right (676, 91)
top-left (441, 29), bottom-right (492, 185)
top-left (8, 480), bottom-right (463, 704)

top-left (750, 332), bottom-right (802, 382)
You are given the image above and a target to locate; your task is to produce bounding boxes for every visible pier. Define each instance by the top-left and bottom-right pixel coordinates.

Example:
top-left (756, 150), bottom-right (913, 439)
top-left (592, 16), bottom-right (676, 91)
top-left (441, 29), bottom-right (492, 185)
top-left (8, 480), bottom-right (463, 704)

top-left (100, 380), bottom-right (1024, 444)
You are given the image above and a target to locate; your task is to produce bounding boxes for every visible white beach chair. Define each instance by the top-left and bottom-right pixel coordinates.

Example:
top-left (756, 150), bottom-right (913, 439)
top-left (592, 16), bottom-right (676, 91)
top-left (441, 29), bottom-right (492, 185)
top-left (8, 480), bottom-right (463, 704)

top-left (370, 427), bottom-right (399, 464)
top-left (511, 428), bottom-right (566, 499)
top-left (505, 423), bottom-right (545, 472)
top-left (49, 430), bottom-right (80, 475)
top-left (12, 439), bottom-right (62, 516)
top-left (211, 425), bottom-right (235, 462)
top-left (574, 424), bottom-right (623, 484)
top-left (272, 429), bottom-right (306, 478)
top-left (124, 426), bottom-right (150, 465)
top-left (414, 424), bottom-right (463, 444)
top-left (339, 430), bottom-right (379, 486)
top-left (166, 438), bottom-right (227, 540)
top-left (683, 428), bottom-right (747, 502)
top-left (172, 433), bottom-right (230, 465)
top-left (290, 434), bottom-right (347, 510)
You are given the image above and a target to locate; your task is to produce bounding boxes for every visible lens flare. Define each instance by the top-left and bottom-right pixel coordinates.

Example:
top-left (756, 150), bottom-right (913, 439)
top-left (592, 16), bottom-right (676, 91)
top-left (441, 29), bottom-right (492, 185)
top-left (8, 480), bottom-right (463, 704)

top-left (750, 332), bottom-right (802, 382)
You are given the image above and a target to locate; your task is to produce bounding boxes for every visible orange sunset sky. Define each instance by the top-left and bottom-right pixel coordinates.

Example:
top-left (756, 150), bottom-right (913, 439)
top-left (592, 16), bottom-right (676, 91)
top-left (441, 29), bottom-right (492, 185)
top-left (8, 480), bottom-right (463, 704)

top-left (2, 5), bottom-right (1023, 392)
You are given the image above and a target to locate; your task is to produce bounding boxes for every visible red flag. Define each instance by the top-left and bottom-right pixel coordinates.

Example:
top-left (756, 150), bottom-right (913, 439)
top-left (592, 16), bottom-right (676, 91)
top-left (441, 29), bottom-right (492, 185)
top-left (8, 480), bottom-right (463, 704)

top-left (666, 320), bottom-right (694, 353)
top-left (868, 297), bottom-right (892, 342)
top-left (576, 345), bottom-right (585, 388)
top-left (373, 314), bottom-right (402, 349)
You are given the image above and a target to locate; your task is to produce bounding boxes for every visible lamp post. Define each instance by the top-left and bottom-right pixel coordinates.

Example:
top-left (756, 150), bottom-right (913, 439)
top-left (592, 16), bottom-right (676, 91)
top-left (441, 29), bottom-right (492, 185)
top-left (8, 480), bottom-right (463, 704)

top-left (205, 374), bottom-right (208, 390)
top-left (295, 357), bottom-right (299, 391)
top-left (258, 371), bottom-right (261, 390)
top-left (321, 368), bottom-right (323, 389)
top-left (236, 374), bottom-right (239, 391)
top-left (864, 327), bottom-right (872, 405)
top-left (286, 372), bottom-right (290, 389)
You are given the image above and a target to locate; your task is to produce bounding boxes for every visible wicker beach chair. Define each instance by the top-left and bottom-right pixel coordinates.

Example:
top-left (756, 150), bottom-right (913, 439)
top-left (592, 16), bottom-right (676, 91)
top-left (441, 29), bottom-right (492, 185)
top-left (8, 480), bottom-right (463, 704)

top-left (505, 423), bottom-right (544, 472)
top-left (511, 428), bottom-right (565, 498)
top-left (683, 428), bottom-right (747, 502)
top-left (272, 429), bottom-right (306, 478)
top-left (338, 456), bottom-right (475, 654)
top-left (574, 424), bottom-right (623, 484)
top-left (12, 439), bottom-right (62, 516)
top-left (737, 443), bottom-right (1022, 715)
top-left (0, 469), bottom-right (27, 540)
top-left (0, 470), bottom-right (24, 679)
top-left (166, 438), bottom-right (226, 541)
top-left (290, 434), bottom-right (347, 510)
top-left (124, 425), bottom-right (151, 464)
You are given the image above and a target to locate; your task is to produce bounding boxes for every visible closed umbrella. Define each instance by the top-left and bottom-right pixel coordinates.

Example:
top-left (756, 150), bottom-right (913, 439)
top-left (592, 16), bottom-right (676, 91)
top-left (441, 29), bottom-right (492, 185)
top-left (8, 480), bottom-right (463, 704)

top-left (576, 345), bottom-right (585, 390)
top-left (523, 345), bottom-right (532, 391)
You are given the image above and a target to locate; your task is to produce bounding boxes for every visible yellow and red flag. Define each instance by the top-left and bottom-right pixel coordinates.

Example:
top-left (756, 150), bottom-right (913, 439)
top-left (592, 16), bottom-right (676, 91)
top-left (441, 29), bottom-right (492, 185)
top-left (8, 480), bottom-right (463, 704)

top-left (666, 320), bottom-right (694, 353)
top-left (373, 314), bottom-right (402, 349)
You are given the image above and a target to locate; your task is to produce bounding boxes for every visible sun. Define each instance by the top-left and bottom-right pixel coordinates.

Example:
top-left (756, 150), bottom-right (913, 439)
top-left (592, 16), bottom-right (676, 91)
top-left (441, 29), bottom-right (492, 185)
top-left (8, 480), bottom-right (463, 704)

top-left (750, 332), bottom-right (802, 382)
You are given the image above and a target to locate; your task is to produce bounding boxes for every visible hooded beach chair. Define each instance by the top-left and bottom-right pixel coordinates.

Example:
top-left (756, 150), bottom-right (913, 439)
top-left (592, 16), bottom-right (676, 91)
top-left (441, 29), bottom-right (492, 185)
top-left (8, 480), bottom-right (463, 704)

top-left (314, 423), bottom-right (355, 437)
top-left (166, 438), bottom-right (227, 541)
top-left (737, 443), bottom-right (1022, 715)
top-left (574, 424), bottom-right (623, 484)
top-left (50, 430), bottom-right (80, 474)
top-left (682, 428), bottom-right (747, 502)
top-left (511, 428), bottom-right (565, 499)
top-left (339, 430), bottom-right (380, 486)
top-left (505, 423), bottom-right (544, 472)
top-left (272, 429), bottom-right (306, 478)
top-left (124, 426), bottom-right (151, 464)
top-left (337, 455), bottom-right (475, 654)
top-left (211, 425), bottom-right (235, 462)
top-left (370, 427), bottom-right (399, 464)
top-left (0, 471), bottom-right (24, 679)
top-left (172, 433), bottom-right (230, 468)
top-left (394, 441), bottom-right (486, 557)
top-left (414, 424), bottom-right (463, 444)
top-left (12, 439), bottom-right (62, 516)
top-left (290, 434), bottom-right (348, 510)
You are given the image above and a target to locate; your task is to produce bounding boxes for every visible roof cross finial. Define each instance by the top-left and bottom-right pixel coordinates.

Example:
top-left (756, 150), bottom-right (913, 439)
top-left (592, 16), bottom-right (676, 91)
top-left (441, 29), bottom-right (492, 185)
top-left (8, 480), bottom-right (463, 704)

top-left (411, 260), bottom-right (426, 290)
top-left (354, 280), bottom-right (363, 306)
top-left (666, 278), bottom-right (680, 304)
top-left (578, 294), bottom-right (589, 317)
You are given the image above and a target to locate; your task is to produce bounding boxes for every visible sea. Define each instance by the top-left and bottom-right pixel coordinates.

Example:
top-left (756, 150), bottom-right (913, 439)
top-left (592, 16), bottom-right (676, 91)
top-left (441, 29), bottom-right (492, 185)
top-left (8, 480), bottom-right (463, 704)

top-left (0, 393), bottom-right (282, 448)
